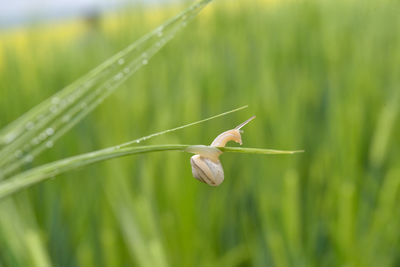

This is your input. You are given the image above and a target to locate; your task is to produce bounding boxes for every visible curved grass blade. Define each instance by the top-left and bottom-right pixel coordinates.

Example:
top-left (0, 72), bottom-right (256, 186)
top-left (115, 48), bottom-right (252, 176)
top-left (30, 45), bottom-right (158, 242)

top-left (219, 147), bottom-right (304, 155)
top-left (0, 144), bottom-right (302, 200)
top-left (117, 105), bottom-right (248, 147)
top-left (0, 0), bottom-right (213, 179)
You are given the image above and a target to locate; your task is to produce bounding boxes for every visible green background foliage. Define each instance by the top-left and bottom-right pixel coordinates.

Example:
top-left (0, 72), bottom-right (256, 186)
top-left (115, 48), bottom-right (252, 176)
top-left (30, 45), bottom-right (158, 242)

top-left (0, 0), bottom-right (399, 266)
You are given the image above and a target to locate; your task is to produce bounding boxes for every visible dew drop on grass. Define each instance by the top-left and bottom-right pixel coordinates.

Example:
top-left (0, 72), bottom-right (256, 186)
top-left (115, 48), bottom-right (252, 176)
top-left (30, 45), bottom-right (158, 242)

top-left (159, 38), bottom-right (167, 46)
top-left (59, 100), bottom-right (67, 108)
top-left (62, 115), bottom-right (71, 122)
top-left (67, 96), bottom-right (75, 104)
top-left (32, 138), bottom-right (40, 145)
top-left (118, 58), bottom-right (125, 65)
top-left (24, 155), bottom-right (34, 163)
top-left (40, 132), bottom-right (48, 139)
top-left (46, 141), bottom-right (54, 148)
top-left (25, 121), bottom-right (35, 130)
top-left (14, 150), bottom-right (23, 158)
top-left (50, 105), bottom-right (59, 114)
top-left (94, 88), bottom-right (102, 96)
top-left (142, 59), bottom-right (148, 65)
top-left (3, 133), bottom-right (16, 144)
top-left (51, 97), bottom-right (60, 104)
top-left (46, 128), bottom-right (54, 136)
top-left (114, 73), bottom-right (124, 80)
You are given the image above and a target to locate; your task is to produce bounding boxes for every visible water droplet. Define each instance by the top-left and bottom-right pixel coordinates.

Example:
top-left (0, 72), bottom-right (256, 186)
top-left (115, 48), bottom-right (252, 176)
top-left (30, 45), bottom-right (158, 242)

top-left (32, 138), bottom-right (40, 145)
top-left (142, 59), bottom-right (148, 65)
top-left (39, 132), bottom-right (47, 141)
top-left (123, 67), bottom-right (130, 74)
top-left (135, 140), bottom-right (140, 144)
top-left (4, 133), bottom-right (16, 144)
top-left (118, 59), bottom-right (125, 65)
top-left (26, 122), bottom-right (35, 130)
top-left (59, 100), bottom-right (67, 108)
top-left (14, 150), bottom-right (23, 158)
top-left (46, 141), bottom-right (54, 148)
top-left (114, 73), bottom-right (124, 80)
top-left (46, 128), bottom-right (54, 136)
top-left (62, 115), bottom-right (71, 122)
top-left (50, 105), bottom-right (58, 114)
top-left (24, 155), bottom-right (34, 163)
top-left (51, 97), bottom-right (60, 104)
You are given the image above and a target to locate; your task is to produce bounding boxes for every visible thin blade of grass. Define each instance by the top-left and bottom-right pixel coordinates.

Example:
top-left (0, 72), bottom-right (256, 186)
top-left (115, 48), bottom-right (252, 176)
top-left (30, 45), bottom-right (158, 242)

top-left (219, 147), bottom-right (304, 155)
top-left (0, 145), bottom-right (187, 201)
top-left (118, 105), bottom-right (248, 147)
top-left (0, 0), bottom-right (213, 179)
top-left (0, 144), bottom-right (301, 200)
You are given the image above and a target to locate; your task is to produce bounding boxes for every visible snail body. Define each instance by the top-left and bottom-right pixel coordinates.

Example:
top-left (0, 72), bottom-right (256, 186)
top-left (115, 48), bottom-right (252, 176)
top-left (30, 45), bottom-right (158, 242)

top-left (189, 116), bottom-right (255, 186)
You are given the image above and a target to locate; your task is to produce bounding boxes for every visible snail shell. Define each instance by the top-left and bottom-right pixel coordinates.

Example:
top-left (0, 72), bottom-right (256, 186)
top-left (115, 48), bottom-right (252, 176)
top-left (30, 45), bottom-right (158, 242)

top-left (190, 155), bottom-right (224, 186)
top-left (189, 116), bottom-right (255, 186)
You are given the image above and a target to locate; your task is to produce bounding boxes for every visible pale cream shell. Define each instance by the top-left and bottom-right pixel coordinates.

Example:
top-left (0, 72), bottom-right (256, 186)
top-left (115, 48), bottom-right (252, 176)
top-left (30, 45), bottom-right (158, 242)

top-left (190, 155), bottom-right (224, 186)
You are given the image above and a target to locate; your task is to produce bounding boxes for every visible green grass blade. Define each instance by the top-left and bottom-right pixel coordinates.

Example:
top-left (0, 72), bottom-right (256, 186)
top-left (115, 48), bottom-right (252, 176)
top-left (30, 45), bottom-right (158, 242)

top-left (0, 145), bottom-right (301, 200)
top-left (118, 105), bottom-right (248, 147)
top-left (219, 147), bottom-right (304, 155)
top-left (0, 0), bottom-right (213, 179)
top-left (0, 145), bottom-right (187, 200)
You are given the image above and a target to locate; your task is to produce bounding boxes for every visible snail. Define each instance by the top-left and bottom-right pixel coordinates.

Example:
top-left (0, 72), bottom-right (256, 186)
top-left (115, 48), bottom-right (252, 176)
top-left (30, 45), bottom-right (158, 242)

top-left (188, 116), bottom-right (256, 186)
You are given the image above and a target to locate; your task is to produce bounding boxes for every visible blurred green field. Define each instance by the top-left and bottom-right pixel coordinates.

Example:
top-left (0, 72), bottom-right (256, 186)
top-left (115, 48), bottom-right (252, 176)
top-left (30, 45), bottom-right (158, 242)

top-left (1, 0), bottom-right (400, 266)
